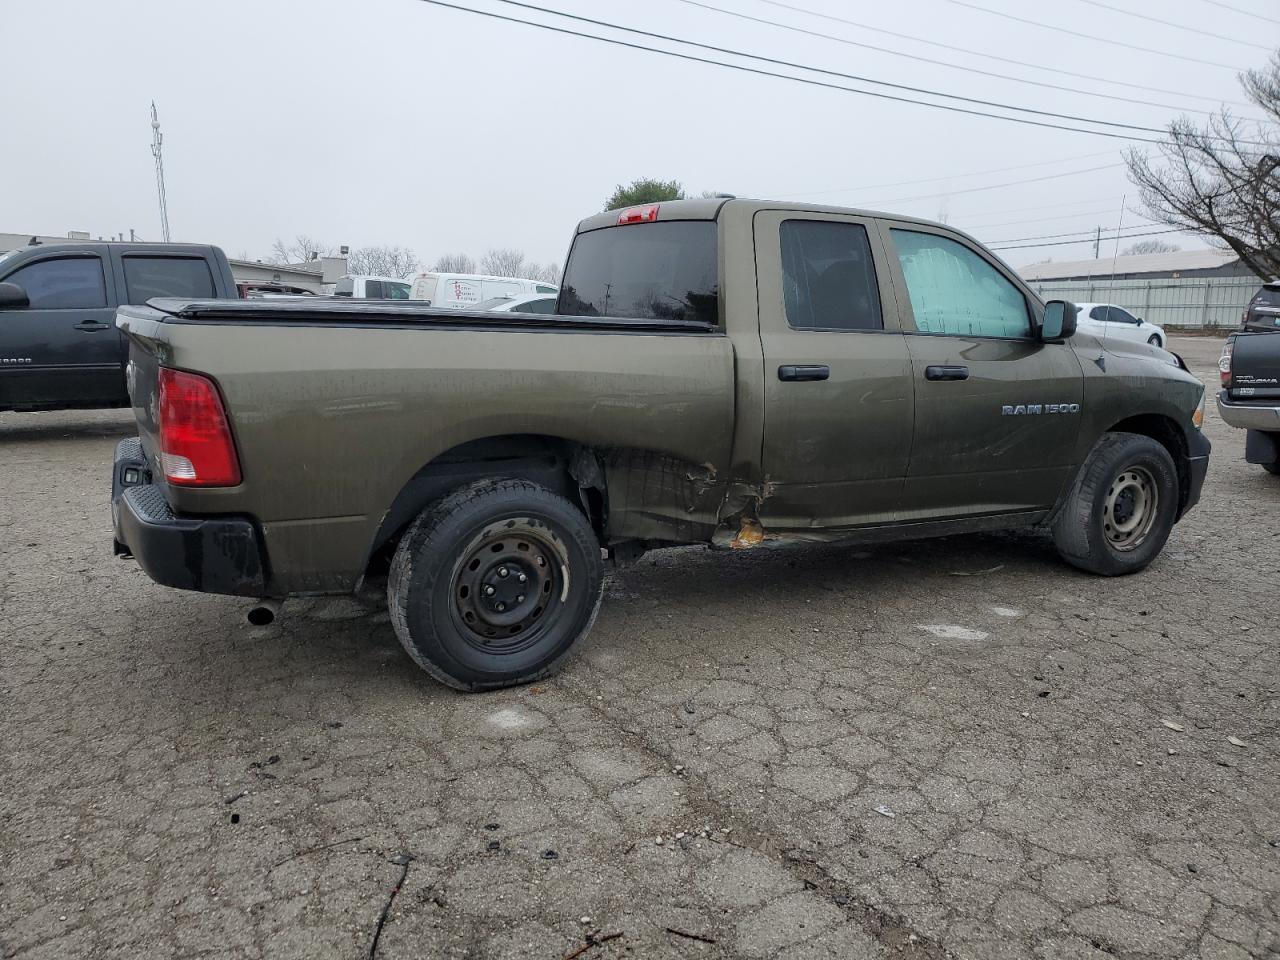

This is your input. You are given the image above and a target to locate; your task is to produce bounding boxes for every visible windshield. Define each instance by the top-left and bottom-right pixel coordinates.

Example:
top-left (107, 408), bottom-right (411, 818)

top-left (1254, 285), bottom-right (1280, 307)
top-left (558, 220), bottom-right (718, 324)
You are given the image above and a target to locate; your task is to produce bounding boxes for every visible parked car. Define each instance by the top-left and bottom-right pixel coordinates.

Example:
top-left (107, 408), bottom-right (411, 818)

top-left (332, 275), bottom-right (412, 299)
top-left (236, 281), bottom-right (316, 298)
top-left (473, 293), bottom-right (557, 314)
top-left (410, 272), bottom-right (557, 308)
top-left (1241, 280), bottom-right (1280, 332)
top-left (0, 242), bottom-right (236, 412)
top-left (1073, 302), bottom-right (1167, 348)
top-left (1217, 332), bottom-right (1280, 475)
top-left (110, 198), bottom-right (1209, 691)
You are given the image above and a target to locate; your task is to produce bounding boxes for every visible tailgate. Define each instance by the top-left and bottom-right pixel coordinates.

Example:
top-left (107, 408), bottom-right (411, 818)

top-left (1229, 332), bottom-right (1280, 400)
top-left (115, 304), bottom-right (170, 475)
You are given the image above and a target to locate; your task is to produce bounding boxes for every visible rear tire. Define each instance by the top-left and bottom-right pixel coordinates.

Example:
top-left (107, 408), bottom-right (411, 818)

top-left (1052, 432), bottom-right (1179, 576)
top-left (1264, 461), bottom-right (1280, 476)
top-left (388, 478), bottom-right (604, 691)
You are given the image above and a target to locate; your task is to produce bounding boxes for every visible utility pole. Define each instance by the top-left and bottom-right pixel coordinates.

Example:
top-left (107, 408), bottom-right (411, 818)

top-left (1093, 225), bottom-right (1102, 259)
top-left (150, 102), bottom-right (172, 242)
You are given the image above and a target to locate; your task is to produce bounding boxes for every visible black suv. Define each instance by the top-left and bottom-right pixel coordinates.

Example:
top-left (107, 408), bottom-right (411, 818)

top-left (1242, 281), bottom-right (1280, 331)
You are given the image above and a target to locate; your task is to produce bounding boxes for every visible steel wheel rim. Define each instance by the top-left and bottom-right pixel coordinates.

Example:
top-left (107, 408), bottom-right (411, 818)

top-left (450, 518), bottom-right (569, 655)
top-left (1103, 466), bottom-right (1158, 551)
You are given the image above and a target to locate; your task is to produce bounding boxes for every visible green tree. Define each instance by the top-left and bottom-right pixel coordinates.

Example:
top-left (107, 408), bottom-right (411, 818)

top-left (603, 178), bottom-right (685, 211)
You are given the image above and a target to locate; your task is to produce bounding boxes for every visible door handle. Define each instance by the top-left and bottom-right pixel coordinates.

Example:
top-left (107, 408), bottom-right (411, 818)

top-left (778, 364), bottom-right (830, 382)
top-left (74, 321), bottom-right (110, 332)
top-left (924, 364), bottom-right (969, 381)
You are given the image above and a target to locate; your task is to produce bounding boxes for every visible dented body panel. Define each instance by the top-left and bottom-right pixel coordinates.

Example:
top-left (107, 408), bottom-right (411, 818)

top-left (114, 198), bottom-right (1208, 597)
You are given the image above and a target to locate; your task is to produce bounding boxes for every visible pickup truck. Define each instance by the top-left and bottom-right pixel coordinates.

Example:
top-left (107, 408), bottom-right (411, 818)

top-left (111, 198), bottom-right (1210, 691)
top-left (1217, 331), bottom-right (1280, 474)
top-left (0, 242), bottom-right (236, 411)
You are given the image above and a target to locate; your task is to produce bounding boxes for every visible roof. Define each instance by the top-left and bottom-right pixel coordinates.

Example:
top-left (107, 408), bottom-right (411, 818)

top-left (1017, 248), bottom-right (1238, 281)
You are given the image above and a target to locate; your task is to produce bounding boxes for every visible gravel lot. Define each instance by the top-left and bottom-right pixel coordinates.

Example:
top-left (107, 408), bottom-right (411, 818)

top-left (2, 336), bottom-right (1277, 960)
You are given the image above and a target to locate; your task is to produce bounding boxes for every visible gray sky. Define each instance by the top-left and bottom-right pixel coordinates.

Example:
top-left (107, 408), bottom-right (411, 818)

top-left (5, 0), bottom-right (1276, 270)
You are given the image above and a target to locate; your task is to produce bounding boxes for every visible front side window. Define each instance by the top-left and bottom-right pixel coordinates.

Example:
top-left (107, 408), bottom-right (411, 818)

top-left (891, 230), bottom-right (1030, 338)
top-left (122, 256), bottom-right (215, 302)
top-left (4, 256), bottom-right (106, 308)
top-left (520, 297), bottom-right (556, 314)
top-left (559, 220), bottom-right (718, 324)
top-left (780, 220), bottom-right (882, 330)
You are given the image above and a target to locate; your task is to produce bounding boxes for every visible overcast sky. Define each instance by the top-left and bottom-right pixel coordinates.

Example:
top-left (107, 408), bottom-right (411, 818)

top-left (5, 0), bottom-right (1276, 270)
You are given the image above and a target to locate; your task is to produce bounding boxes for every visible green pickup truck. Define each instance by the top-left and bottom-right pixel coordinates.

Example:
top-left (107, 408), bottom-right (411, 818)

top-left (112, 198), bottom-right (1210, 691)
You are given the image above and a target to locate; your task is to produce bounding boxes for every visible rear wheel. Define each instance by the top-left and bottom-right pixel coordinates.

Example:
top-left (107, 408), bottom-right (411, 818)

top-left (388, 478), bottom-right (604, 691)
top-left (1052, 432), bottom-right (1179, 576)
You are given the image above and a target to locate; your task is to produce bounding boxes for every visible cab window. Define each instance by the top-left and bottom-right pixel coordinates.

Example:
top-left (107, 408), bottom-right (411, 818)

top-left (3, 256), bottom-right (106, 308)
top-left (780, 220), bottom-right (882, 331)
top-left (891, 230), bottom-right (1030, 338)
top-left (386, 281), bottom-right (411, 300)
top-left (121, 256), bottom-right (215, 302)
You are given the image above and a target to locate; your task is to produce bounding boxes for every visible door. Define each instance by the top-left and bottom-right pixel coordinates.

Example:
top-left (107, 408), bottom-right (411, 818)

top-left (1091, 304), bottom-right (1143, 344)
top-left (0, 251), bottom-right (122, 409)
top-left (884, 225), bottom-right (1084, 520)
top-left (754, 210), bottom-right (914, 530)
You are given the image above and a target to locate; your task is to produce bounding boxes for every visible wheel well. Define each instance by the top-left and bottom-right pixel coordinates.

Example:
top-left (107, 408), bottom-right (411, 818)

top-left (363, 435), bottom-right (606, 579)
top-left (1106, 414), bottom-right (1189, 511)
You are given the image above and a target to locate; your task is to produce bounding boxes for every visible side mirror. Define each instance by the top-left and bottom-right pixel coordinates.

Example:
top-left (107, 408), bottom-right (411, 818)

top-left (1135, 317), bottom-right (1144, 325)
top-left (1040, 300), bottom-right (1077, 341)
top-left (0, 281), bottom-right (30, 308)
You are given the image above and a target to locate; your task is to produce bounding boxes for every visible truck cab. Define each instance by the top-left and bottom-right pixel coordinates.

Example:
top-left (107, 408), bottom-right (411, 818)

top-left (0, 242), bottom-right (236, 411)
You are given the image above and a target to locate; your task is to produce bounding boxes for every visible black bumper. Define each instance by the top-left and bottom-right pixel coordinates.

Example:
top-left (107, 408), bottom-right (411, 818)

top-left (112, 438), bottom-right (267, 597)
top-left (1180, 428), bottom-right (1211, 520)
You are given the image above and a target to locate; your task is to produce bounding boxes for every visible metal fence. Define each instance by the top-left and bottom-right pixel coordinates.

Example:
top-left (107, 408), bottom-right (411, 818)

top-left (1025, 276), bottom-right (1259, 330)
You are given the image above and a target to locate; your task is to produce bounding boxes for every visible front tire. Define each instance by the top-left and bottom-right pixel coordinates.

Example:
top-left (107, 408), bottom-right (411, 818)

top-left (1052, 432), bottom-right (1179, 576)
top-left (1147, 334), bottom-right (1163, 347)
top-left (388, 478), bottom-right (604, 691)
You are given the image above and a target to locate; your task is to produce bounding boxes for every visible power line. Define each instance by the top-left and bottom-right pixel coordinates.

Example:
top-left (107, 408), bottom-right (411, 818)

top-left (676, 0), bottom-right (1221, 117)
top-left (417, 1), bottom-right (1169, 142)
top-left (488, 0), bottom-right (1173, 135)
top-left (990, 227), bottom-right (1182, 251)
top-left (961, 206), bottom-right (1150, 231)
top-left (985, 223), bottom-right (1167, 244)
top-left (861, 163), bottom-right (1124, 206)
top-left (765, 150), bottom-right (1118, 199)
top-left (1073, 0), bottom-right (1273, 49)
top-left (753, 0), bottom-right (1255, 107)
top-left (1193, 0), bottom-right (1280, 27)
top-left (948, 0), bottom-right (1239, 69)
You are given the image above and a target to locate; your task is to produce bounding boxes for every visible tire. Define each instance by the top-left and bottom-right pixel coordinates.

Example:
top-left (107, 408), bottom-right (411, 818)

top-left (388, 478), bottom-right (604, 691)
top-left (1147, 334), bottom-right (1162, 347)
top-left (1052, 432), bottom-right (1179, 576)
top-left (1264, 461), bottom-right (1280, 476)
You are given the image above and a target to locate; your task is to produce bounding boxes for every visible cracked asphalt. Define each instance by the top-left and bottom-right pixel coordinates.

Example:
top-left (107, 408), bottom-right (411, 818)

top-left (2, 336), bottom-right (1278, 960)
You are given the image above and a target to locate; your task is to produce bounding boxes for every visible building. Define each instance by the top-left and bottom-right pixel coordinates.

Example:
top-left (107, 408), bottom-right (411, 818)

top-left (1017, 248), bottom-right (1254, 282)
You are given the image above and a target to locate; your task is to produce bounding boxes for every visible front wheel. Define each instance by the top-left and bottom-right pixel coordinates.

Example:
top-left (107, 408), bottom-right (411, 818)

top-left (1051, 432), bottom-right (1179, 576)
top-left (1147, 334), bottom-right (1163, 347)
top-left (388, 478), bottom-right (604, 691)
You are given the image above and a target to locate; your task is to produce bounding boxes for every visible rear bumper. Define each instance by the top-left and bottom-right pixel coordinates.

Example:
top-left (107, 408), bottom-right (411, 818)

top-left (1181, 428), bottom-right (1211, 519)
top-left (112, 438), bottom-right (267, 597)
top-left (1216, 391), bottom-right (1280, 431)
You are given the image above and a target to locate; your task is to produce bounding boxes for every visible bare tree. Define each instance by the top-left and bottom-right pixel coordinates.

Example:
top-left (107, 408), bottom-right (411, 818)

top-left (479, 248), bottom-right (529, 278)
top-left (430, 253), bottom-right (476, 274)
top-left (347, 245), bottom-right (420, 278)
top-left (268, 235), bottom-right (335, 265)
top-left (1125, 53), bottom-right (1280, 279)
top-left (1122, 239), bottom-right (1182, 256)
top-left (528, 261), bottom-right (561, 284)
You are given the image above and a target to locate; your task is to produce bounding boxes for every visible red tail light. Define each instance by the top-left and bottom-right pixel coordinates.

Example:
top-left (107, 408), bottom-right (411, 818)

top-left (1218, 339), bottom-right (1234, 387)
top-left (158, 367), bottom-right (242, 486)
top-left (617, 203), bottom-right (660, 225)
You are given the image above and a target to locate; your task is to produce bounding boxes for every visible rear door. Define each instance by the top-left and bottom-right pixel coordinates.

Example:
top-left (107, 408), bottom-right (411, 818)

top-left (0, 250), bottom-right (122, 408)
top-left (754, 210), bottom-right (914, 529)
top-left (883, 223), bottom-right (1084, 520)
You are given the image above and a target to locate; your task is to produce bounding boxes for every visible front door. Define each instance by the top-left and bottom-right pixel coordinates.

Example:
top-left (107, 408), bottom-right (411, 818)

top-left (0, 251), bottom-right (122, 409)
top-left (882, 224), bottom-right (1084, 520)
top-left (755, 210), bottom-right (914, 530)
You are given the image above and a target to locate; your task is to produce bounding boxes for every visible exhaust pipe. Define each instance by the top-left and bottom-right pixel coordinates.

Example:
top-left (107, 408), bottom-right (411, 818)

top-left (247, 599), bottom-right (282, 626)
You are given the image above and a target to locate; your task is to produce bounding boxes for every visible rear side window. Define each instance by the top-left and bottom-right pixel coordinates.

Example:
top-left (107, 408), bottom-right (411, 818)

top-left (520, 298), bottom-right (556, 314)
top-left (5, 256), bottom-right (107, 308)
top-left (558, 221), bottom-right (718, 324)
top-left (334, 277), bottom-right (354, 296)
top-left (364, 280), bottom-right (385, 298)
top-left (891, 229), bottom-right (1030, 338)
top-left (536, 284), bottom-right (557, 294)
top-left (122, 256), bottom-right (215, 302)
top-left (780, 220), bottom-right (882, 330)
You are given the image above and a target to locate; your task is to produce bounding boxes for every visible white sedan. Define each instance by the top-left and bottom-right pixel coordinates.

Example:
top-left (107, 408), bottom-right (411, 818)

top-left (1073, 302), bottom-right (1167, 348)
top-left (472, 293), bottom-right (558, 314)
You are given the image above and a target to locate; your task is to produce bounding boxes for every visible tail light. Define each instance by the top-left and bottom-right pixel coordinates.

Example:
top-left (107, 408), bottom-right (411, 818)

top-left (617, 203), bottom-right (660, 225)
top-left (157, 367), bottom-right (242, 486)
top-left (1218, 339), bottom-right (1234, 387)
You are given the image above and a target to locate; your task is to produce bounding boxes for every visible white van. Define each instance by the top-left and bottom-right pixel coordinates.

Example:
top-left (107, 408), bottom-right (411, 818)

top-left (409, 272), bottom-right (558, 308)
top-left (332, 275), bottom-right (412, 299)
